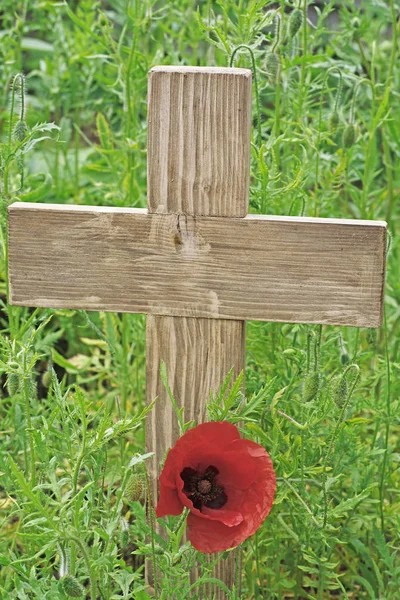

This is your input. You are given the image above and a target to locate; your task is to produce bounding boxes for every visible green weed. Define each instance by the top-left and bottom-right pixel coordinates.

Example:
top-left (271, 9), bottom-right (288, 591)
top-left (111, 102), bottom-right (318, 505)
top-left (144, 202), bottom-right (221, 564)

top-left (1, 1), bottom-right (399, 598)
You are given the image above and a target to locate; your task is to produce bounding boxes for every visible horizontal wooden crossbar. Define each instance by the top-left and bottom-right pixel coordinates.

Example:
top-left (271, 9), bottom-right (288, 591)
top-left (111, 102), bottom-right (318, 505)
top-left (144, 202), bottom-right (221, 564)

top-left (8, 203), bottom-right (386, 327)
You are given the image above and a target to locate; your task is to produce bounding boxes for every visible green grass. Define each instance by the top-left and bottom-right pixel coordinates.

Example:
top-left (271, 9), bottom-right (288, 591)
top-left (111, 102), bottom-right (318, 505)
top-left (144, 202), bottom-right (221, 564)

top-left (0, 0), bottom-right (399, 598)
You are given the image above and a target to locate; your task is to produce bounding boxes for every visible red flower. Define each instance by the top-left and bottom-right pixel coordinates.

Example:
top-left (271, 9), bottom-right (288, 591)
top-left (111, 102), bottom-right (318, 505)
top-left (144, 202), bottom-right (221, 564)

top-left (156, 421), bottom-right (276, 553)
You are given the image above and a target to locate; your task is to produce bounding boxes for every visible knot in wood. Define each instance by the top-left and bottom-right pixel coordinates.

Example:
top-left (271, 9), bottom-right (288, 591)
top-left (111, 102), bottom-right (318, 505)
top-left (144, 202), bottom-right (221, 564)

top-left (171, 214), bottom-right (210, 257)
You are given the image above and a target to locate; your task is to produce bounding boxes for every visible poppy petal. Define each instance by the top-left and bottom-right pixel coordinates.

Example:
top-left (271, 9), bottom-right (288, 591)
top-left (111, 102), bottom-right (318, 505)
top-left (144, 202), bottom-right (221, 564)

top-left (156, 485), bottom-right (183, 517)
top-left (155, 421), bottom-right (277, 553)
top-left (187, 513), bottom-right (250, 553)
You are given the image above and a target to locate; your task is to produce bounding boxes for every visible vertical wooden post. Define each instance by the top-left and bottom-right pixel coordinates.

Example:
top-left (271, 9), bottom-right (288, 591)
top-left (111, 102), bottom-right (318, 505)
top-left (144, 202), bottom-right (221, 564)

top-left (146, 66), bottom-right (252, 595)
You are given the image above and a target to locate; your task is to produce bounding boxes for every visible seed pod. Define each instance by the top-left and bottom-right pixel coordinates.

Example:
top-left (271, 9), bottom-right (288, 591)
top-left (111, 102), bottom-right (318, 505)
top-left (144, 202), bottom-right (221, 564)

top-left (13, 120), bottom-right (28, 142)
top-left (60, 575), bottom-right (84, 598)
top-left (302, 372), bottom-right (320, 403)
top-left (124, 472), bottom-right (145, 502)
top-left (289, 8), bottom-right (303, 39)
top-left (7, 373), bottom-right (19, 396)
top-left (342, 123), bottom-right (356, 148)
top-left (330, 375), bottom-right (348, 409)
top-left (266, 53), bottom-right (281, 85)
top-left (329, 111), bottom-right (339, 132)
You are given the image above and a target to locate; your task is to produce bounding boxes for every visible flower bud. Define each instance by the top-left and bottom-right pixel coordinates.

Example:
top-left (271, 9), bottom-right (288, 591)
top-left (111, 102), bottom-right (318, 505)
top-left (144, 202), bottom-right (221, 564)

top-left (342, 123), bottom-right (356, 148)
top-left (120, 529), bottom-right (129, 548)
top-left (42, 369), bottom-right (52, 388)
top-left (330, 375), bottom-right (348, 409)
top-left (124, 472), bottom-right (145, 502)
top-left (26, 376), bottom-right (37, 400)
top-left (13, 120), bottom-right (28, 142)
top-left (351, 17), bottom-right (361, 41)
top-left (60, 575), bottom-right (84, 598)
top-left (7, 373), bottom-right (19, 396)
top-left (144, 543), bottom-right (164, 555)
top-left (289, 8), bottom-right (303, 39)
top-left (266, 53), bottom-right (281, 85)
top-left (329, 111), bottom-right (339, 132)
top-left (302, 372), bottom-right (320, 403)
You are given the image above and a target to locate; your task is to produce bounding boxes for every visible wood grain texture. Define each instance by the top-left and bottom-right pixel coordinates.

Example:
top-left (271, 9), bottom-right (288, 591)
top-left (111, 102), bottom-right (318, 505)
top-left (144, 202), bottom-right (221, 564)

top-left (147, 66), bottom-right (252, 217)
top-left (8, 203), bottom-right (387, 328)
top-left (146, 317), bottom-right (245, 457)
top-left (146, 66), bottom-right (249, 598)
top-left (146, 316), bottom-right (245, 596)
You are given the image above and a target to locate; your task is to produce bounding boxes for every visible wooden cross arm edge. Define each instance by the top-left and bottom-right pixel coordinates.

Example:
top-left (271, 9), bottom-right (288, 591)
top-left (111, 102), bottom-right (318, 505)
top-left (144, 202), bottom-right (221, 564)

top-left (8, 202), bottom-right (387, 328)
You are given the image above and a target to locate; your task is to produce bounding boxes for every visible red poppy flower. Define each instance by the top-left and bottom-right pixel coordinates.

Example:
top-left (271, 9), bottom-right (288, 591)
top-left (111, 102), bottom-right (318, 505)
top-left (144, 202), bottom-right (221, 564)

top-left (156, 421), bottom-right (276, 553)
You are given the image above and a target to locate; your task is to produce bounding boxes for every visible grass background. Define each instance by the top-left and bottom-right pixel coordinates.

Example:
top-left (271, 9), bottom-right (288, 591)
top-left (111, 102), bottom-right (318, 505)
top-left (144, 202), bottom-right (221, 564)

top-left (0, 1), bottom-right (399, 598)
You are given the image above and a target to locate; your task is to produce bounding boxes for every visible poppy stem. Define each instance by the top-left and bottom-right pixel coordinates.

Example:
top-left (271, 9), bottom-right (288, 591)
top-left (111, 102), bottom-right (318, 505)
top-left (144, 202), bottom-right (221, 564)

top-left (254, 529), bottom-right (263, 599)
top-left (172, 507), bottom-right (189, 536)
top-left (144, 468), bottom-right (159, 599)
top-left (160, 360), bottom-right (185, 435)
top-left (229, 45), bottom-right (262, 149)
top-left (234, 544), bottom-right (243, 598)
top-left (321, 364), bottom-right (360, 528)
top-left (171, 508), bottom-right (189, 556)
top-left (66, 534), bottom-right (97, 600)
top-left (283, 478), bottom-right (320, 528)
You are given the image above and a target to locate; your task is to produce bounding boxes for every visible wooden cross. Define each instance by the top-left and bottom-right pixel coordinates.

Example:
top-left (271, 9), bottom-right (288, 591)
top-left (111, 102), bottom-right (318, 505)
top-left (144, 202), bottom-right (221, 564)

top-left (8, 66), bottom-right (386, 596)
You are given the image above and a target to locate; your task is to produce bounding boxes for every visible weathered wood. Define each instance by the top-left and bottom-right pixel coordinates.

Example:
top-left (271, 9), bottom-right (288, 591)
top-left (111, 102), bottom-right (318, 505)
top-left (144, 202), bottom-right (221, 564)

top-left (145, 317), bottom-right (245, 595)
top-left (8, 203), bottom-right (387, 328)
top-left (146, 317), bottom-right (245, 446)
top-left (146, 317), bottom-right (245, 557)
top-left (146, 67), bottom-right (251, 598)
top-left (147, 66), bottom-right (252, 217)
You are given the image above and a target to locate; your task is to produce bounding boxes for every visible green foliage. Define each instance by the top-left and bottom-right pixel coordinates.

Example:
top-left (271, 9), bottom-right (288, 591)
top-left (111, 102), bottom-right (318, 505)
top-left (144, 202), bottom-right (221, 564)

top-left (0, 0), bottom-right (399, 599)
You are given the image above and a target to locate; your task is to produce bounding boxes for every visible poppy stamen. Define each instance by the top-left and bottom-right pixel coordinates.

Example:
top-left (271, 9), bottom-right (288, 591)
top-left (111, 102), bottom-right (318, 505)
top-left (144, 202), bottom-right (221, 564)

top-left (198, 479), bottom-right (212, 494)
top-left (180, 464), bottom-right (227, 511)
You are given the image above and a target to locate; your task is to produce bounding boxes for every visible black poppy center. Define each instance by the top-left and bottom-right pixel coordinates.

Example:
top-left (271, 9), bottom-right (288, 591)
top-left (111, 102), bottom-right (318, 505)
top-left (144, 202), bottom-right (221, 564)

top-left (180, 465), bottom-right (227, 511)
